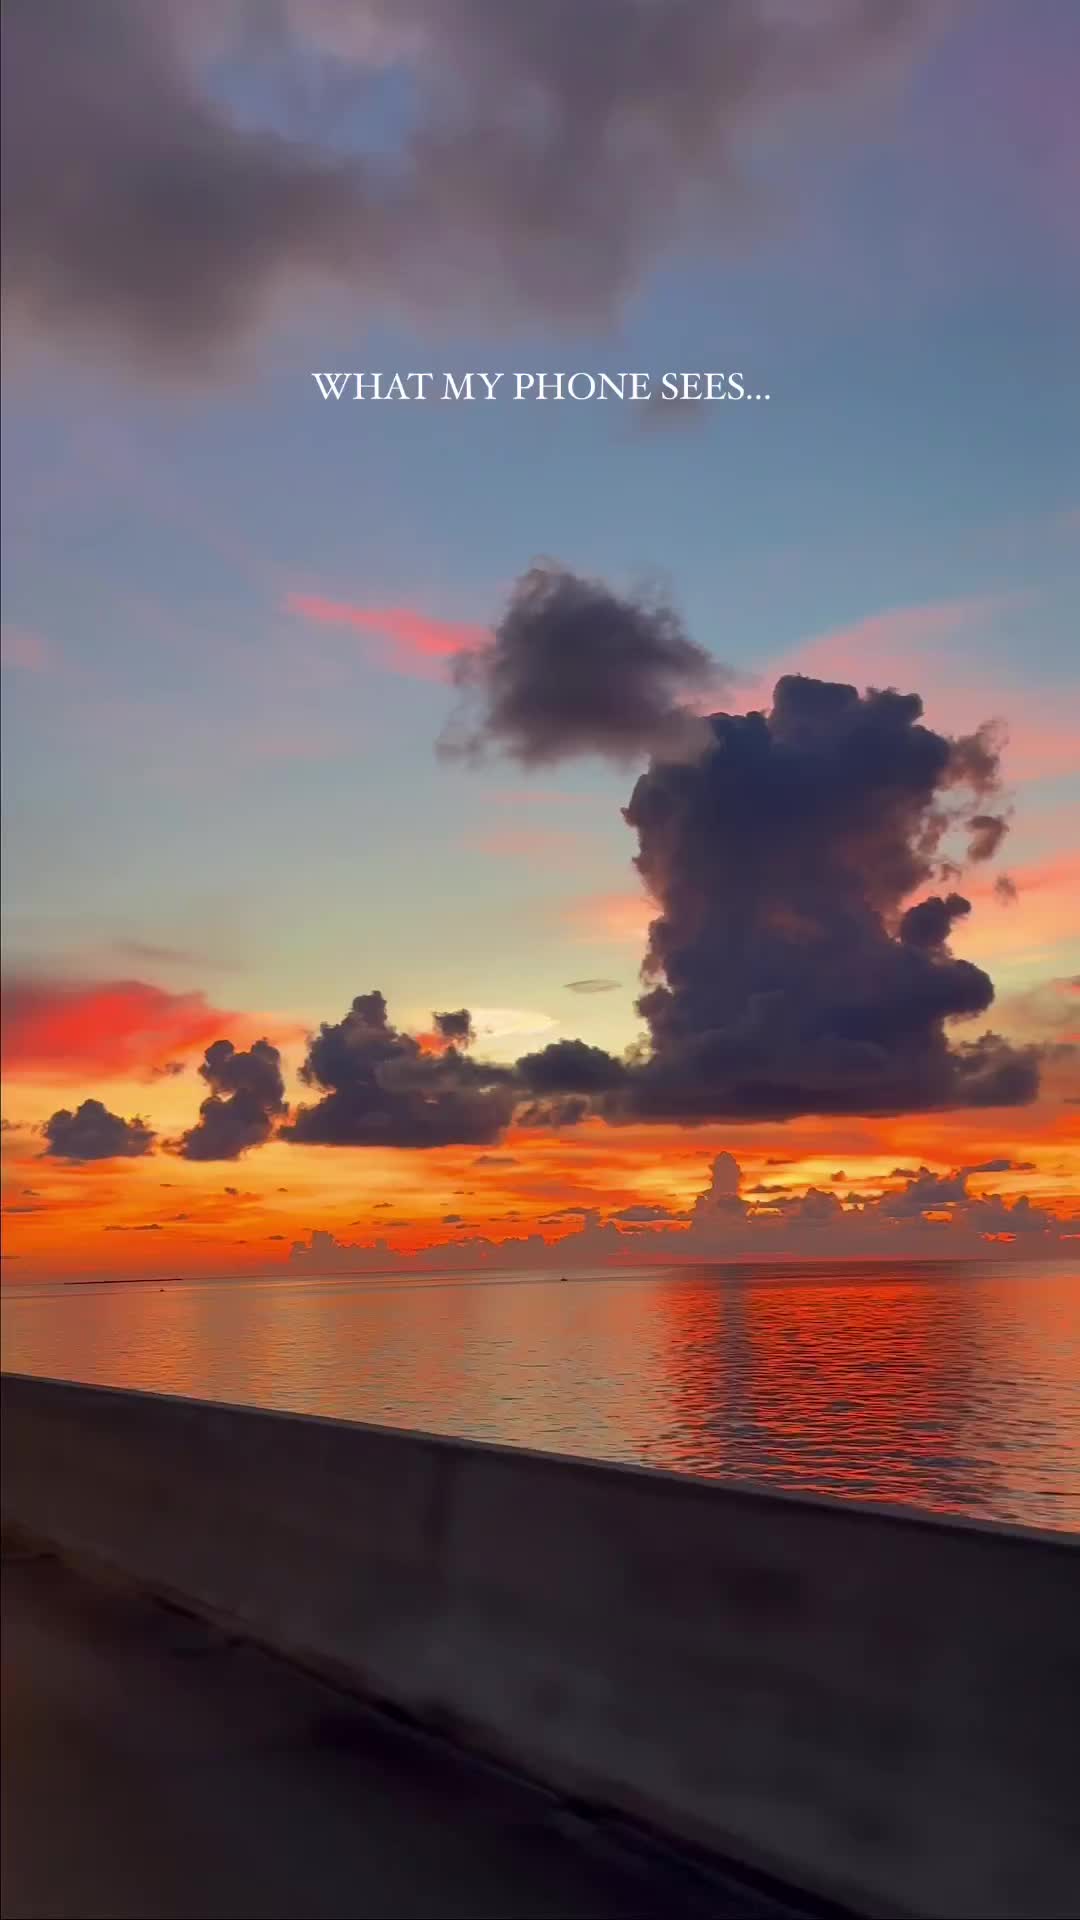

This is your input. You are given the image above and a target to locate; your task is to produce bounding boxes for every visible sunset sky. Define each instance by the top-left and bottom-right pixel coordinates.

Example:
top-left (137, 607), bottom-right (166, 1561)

top-left (2, 0), bottom-right (1077, 1281)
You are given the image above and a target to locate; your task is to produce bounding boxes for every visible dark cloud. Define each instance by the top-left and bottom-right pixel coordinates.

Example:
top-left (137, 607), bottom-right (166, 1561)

top-left (104, 1222), bottom-right (163, 1233)
top-left (994, 873), bottom-right (1019, 904)
top-left (42, 1098), bottom-right (155, 1162)
top-left (473, 1154), bottom-right (520, 1167)
top-left (179, 1039), bottom-right (286, 1161)
top-left (517, 672), bottom-right (1040, 1121)
top-left (285, 990), bottom-right (515, 1148)
top-left (516, 1037), bottom-right (627, 1095)
top-left (434, 1008), bottom-right (475, 1046)
top-left (898, 891), bottom-right (971, 951)
top-left (565, 978), bottom-right (621, 995)
top-left (967, 812), bottom-right (1009, 862)
top-left (964, 1158), bottom-right (1036, 1175)
top-left (515, 1095), bottom-right (591, 1130)
top-left (442, 564), bottom-right (725, 767)
top-left (1, 0), bottom-right (928, 376)
top-left (151, 1060), bottom-right (186, 1079)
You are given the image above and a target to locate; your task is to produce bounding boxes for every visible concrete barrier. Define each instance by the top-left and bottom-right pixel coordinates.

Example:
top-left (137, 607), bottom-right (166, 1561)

top-left (2, 1370), bottom-right (1077, 1919)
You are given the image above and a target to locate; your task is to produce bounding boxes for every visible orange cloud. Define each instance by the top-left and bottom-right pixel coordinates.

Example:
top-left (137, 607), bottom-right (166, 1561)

top-left (564, 890), bottom-right (655, 944)
top-left (959, 852), bottom-right (1080, 962)
top-left (285, 595), bottom-right (488, 682)
top-left (1, 977), bottom-right (244, 1080)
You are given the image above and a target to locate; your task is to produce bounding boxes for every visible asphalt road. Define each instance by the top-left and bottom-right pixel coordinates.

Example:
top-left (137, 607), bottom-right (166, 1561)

top-left (1, 1543), bottom-right (808, 1920)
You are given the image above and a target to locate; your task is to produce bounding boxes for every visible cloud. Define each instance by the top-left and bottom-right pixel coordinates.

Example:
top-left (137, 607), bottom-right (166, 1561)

top-left (285, 990), bottom-right (516, 1148)
top-left (565, 978), bottom-right (621, 995)
top-left (473, 1154), bottom-right (520, 1168)
top-left (433, 1008), bottom-right (474, 1046)
top-left (178, 1039), bottom-right (287, 1161)
top-left (291, 1149), bottom-right (1072, 1276)
top-left (1, 975), bottom-right (242, 1079)
top-left (1, 625), bottom-right (52, 672)
top-left (516, 1038), bottom-right (628, 1095)
top-left (518, 669), bottom-right (1042, 1122)
top-left (286, 596), bottom-right (486, 682)
top-left (967, 813), bottom-right (1010, 862)
top-left (42, 1098), bottom-right (155, 1162)
top-left (1, 0), bottom-right (928, 375)
top-left (963, 1158), bottom-right (1036, 1175)
top-left (769, 598), bottom-right (1078, 787)
top-left (441, 564), bottom-right (726, 767)
top-left (468, 826), bottom-right (590, 866)
top-left (897, 891), bottom-right (971, 951)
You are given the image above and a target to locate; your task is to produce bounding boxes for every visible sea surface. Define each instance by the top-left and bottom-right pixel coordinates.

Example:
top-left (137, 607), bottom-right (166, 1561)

top-left (3, 1258), bottom-right (1078, 1533)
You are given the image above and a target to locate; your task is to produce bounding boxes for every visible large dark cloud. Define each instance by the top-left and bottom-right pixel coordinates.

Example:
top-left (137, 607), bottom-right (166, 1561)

top-left (1, 0), bottom-right (928, 374)
top-left (179, 1038), bottom-right (286, 1161)
top-left (443, 564), bottom-right (725, 766)
top-left (43, 1098), bottom-right (154, 1162)
top-left (285, 990), bottom-right (516, 1148)
top-left (517, 671), bottom-right (1041, 1121)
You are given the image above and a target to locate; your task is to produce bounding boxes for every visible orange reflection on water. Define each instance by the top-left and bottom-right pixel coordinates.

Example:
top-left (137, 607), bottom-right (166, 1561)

top-left (2, 1258), bottom-right (1077, 1531)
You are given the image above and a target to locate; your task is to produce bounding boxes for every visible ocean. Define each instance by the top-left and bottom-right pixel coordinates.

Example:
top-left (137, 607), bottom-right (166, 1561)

top-left (3, 1256), bottom-right (1078, 1533)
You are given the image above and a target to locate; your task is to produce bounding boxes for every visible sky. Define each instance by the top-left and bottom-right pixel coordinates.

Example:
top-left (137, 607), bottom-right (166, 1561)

top-left (1, 0), bottom-right (1078, 1281)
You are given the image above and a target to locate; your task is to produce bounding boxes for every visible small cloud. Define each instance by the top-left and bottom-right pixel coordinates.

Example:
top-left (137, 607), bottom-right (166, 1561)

top-left (1, 626), bottom-right (52, 673)
top-left (473, 1153), bottom-right (520, 1168)
top-left (635, 388), bottom-right (710, 432)
top-left (965, 1158), bottom-right (1036, 1174)
top-left (42, 1099), bottom-right (154, 1163)
top-left (564, 978), bottom-right (621, 994)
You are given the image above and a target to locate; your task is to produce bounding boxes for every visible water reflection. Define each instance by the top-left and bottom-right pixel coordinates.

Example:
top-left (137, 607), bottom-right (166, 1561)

top-left (3, 1260), bottom-right (1078, 1531)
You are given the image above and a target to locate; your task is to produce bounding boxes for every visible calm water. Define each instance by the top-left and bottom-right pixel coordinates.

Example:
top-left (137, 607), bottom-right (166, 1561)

top-left (3, 1258), bottom-right (1079, 1532)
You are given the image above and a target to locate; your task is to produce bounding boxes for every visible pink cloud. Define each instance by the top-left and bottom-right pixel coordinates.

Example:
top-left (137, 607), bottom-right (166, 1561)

top-left (470, 827), bottom-right (593, 866)
top-left (959, 852), bottom-right (1080, 961)
top-left (1, 626), bottom-right (53, 673)
top-left (764, 597), bottom-right (1077, 786)
top-left (286, 595), bottom-right (489, 683)
top-left (564, 891), bottom-right (655, 945)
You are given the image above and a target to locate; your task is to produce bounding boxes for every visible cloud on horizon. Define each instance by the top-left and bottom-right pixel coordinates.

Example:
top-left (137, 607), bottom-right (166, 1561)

top-left (289, 1150), bottom-right (1075, 1275)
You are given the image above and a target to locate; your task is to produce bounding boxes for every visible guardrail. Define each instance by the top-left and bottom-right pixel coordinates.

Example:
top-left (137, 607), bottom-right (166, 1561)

top-left (3, 1371), bottom-right (1077, 1918)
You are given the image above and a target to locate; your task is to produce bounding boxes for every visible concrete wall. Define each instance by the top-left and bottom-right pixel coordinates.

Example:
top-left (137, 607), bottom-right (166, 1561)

top-left (3, 1371), bottom-right (1077, 1919)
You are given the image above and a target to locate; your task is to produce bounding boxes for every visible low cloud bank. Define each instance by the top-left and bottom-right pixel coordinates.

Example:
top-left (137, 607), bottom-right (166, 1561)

top-left (289, 1152), bottom-right (1074, 1275)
